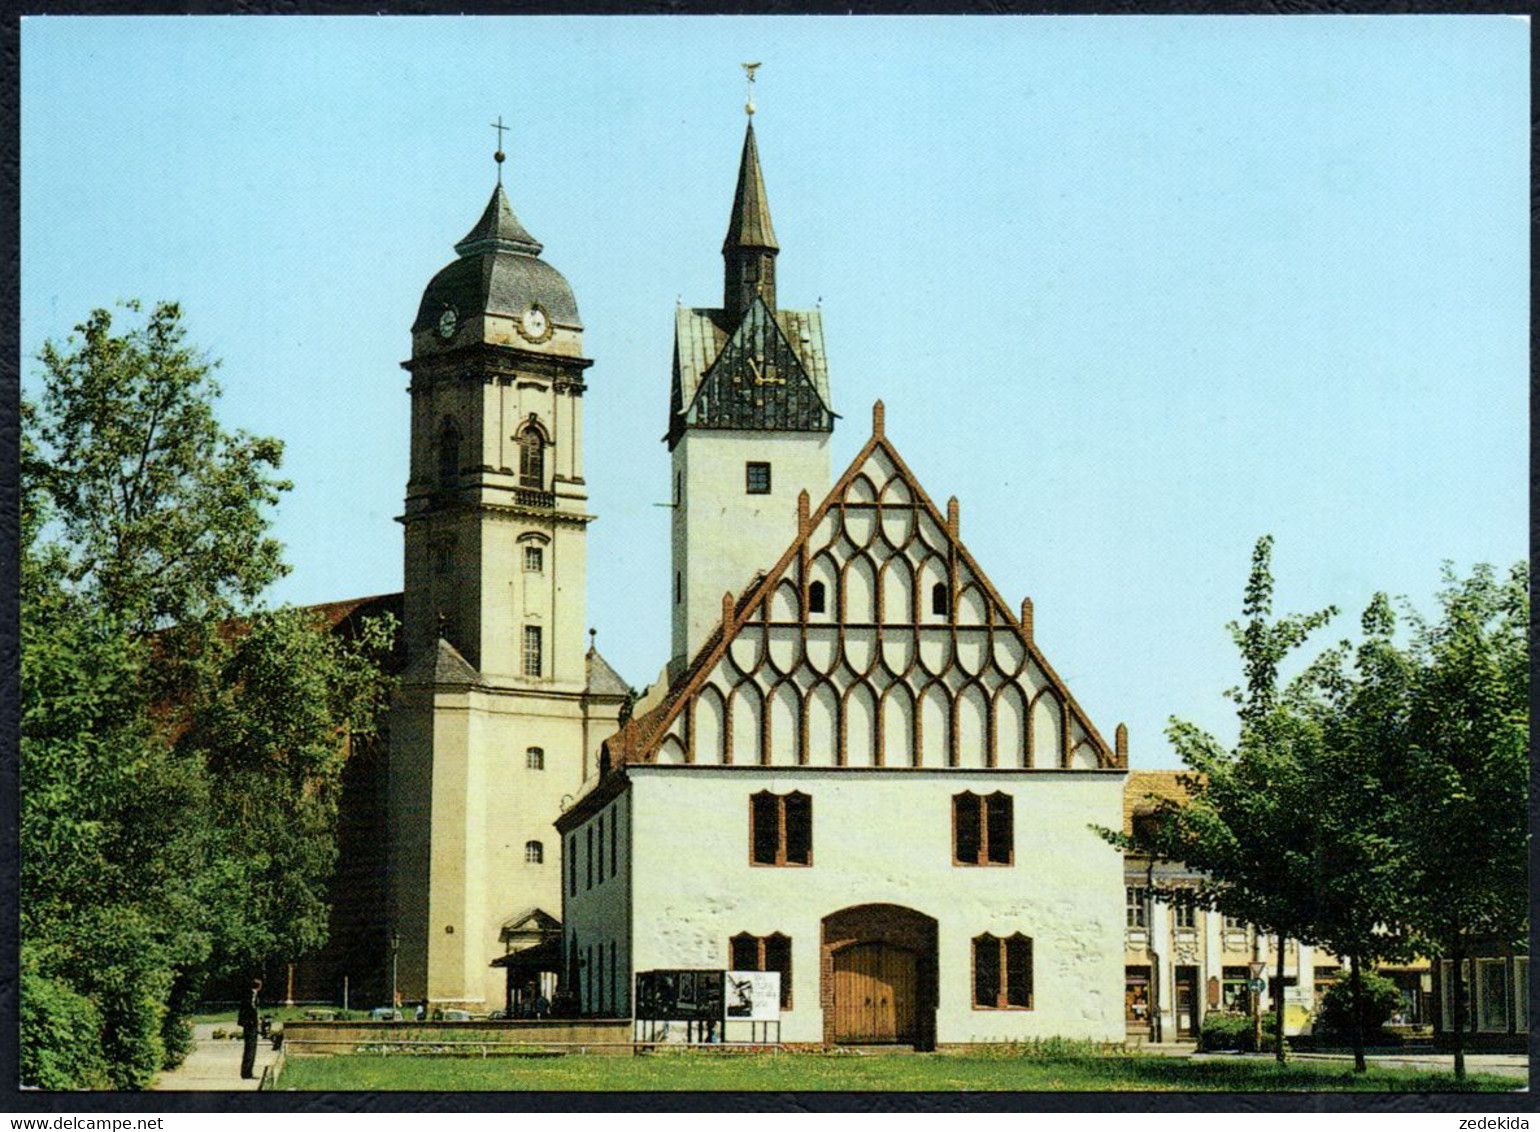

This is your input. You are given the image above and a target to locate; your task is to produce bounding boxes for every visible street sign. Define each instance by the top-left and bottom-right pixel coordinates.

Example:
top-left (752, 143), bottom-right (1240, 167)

top-left (1248, 961), bottom-right (1265, 979)
top-left (1249, 978), bottom-right (1266, 994)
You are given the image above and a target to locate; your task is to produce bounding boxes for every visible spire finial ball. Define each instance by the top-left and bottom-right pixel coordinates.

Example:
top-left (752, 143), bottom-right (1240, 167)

top-left (494, 151), bottom-right (505, 164)
top-left (746, 101), bottom-right (755, 117)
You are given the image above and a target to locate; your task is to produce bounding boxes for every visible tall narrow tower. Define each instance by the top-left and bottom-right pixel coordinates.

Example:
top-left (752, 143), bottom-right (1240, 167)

top-left (390, 139), bottom-right (628, 1009)
top-left (669, 88), bottom-right (837, 667)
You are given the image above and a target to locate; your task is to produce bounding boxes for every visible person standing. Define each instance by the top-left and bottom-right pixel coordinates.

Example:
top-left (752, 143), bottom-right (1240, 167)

top-left (239, 979), bottom-right (263, 1080)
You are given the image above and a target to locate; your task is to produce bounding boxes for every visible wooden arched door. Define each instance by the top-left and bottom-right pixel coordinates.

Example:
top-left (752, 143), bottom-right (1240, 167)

top-left (831, 942), bottom-right (918, 1043)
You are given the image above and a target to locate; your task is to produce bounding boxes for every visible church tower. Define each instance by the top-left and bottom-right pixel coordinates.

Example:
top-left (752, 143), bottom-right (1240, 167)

top-left (390, 142), bottom-right (628, 1009)
top-left (669, 93), bottom-right (837, 668)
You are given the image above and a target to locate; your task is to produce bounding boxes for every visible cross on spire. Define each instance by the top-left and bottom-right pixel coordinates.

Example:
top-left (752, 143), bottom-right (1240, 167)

top-left (491, 116), bottom-right (509, 183)
top-left (742, 62), bottom-right (761, 116)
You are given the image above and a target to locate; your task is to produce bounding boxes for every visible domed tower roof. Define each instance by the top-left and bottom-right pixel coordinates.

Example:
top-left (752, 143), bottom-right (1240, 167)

top-left (413, 183), bottom-right (581, 333)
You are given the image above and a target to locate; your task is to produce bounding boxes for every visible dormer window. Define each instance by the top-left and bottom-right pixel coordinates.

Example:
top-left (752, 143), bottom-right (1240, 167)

top-left (746, 462), bottom-right (771, 495)
top-left (932, 583), bottom-right (950, 617)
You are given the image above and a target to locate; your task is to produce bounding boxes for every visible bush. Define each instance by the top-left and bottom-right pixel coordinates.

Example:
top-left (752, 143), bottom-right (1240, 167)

top-left (20, 968), bottom-right (110, 1090)
top-left (1199, 1010), bottom-right (1287, 1053)
top-left (160, 1013), bottom-right (194, 1070)
top-left (1316, 971), bottom-right (1403, 1038)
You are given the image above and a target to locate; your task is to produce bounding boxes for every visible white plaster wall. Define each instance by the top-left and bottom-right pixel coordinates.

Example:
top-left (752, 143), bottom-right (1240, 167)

top-left (624, 767), bottom-right (1126, 1043)
top-left (672, 430), bottom-right (831, 663)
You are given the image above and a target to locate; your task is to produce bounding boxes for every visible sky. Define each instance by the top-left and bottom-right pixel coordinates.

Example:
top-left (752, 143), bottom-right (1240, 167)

top-left (20, 15), bottom-right (1528, 769)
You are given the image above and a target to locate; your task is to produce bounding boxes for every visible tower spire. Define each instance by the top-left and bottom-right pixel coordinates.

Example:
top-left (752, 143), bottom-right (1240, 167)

top-left (723, 65), bottom-right (779, 317)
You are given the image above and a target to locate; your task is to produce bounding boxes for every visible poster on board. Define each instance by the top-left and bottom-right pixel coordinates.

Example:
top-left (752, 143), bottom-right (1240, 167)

top-left (725, 970), bottom-right (781, 1021)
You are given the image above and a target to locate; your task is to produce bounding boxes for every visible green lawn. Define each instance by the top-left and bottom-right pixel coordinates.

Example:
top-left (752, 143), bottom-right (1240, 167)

top-left (275, 1051), bottom-right (1518, 1093)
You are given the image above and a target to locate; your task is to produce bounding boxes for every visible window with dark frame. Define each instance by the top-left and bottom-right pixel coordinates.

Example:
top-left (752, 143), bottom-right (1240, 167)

top-left (675, 571), bottom-right (682, 605)
top-left (524, 545), bottom-right (544, 573)
top-left (1126, 886), bottom-right (1149, 929)
top-left (519, 428), bottom-right (545, 489)
top-left (972, 934), bottom-right (1033, 1009)
top-left (586, 826), bottom-right (594, 890)
top-left (525, 840), bottom-right (543, 864)
top-left (438, 421), bottom-right (460, 483)
top-left (746, 461), bottom-right (772, 495)
top-left (750, 791), bottom-right (812, 866)
top-left (610, 808), bottom-right (619, 880)
top-left (729, 932), bottom-right (794, 1008)
top-left (526, 747), bottom-right (544, 770)
top-left (953, 792), bottom-right (1013, 866)
top-left (568, 837), bottom-right (577, 897)
top-left (523, 626), bottom-right (542, 678)
top-left (597, 813), bottom-right (606, 881)
top-left (808, 581), bottom-right (826, 614)
top-left (932, 583), bottom-right (950, 617)
top-left (1173, 899), bottom-right (1196, 930)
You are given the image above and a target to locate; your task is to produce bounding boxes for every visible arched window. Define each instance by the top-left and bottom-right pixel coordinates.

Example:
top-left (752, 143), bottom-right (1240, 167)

top-left (518, 424), bottom-right (546, 489)
top-left (526, 747), bottom-right (544, 770)
top-left (525, 841), bottom-right (543, 864)
top-left (438, 419), bottom-right (461, 483)
top-left (932, 583), bottom-right (950, 617)
top-left (808, 581), bottom-right (826, 615)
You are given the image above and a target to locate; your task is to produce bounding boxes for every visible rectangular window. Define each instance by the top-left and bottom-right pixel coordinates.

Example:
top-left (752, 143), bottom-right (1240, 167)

top-left (973, 934), bottom-right (1033, 1009)
top-left (586, 826), bottom-right (594, 890)
top-left (1477, 958), bottom-right (1510, 1032)
top-left (1222, 965), bottom-right (1251, 1012)
top-left (746, 461), bottom-right (771, 494)
top-left (730, 933), bottom-right (793, 1008)
top-left (953, 792), bottom-right (1013, 866)
top-left (750, 791), bottom-right (812, 866)
top-left (1126, 887), bottom-right (1148, 929)
top-left (523, 626), bottom-right (542, 678)
top-left (567, 837), bottom-right (577, 898)
top-left (610, 807), bottom-right (619, 880)
top-left (596, 814), bottom-right (606, 884)
top-left (1223, 913), bottom-right (1246, 931)
top-left (524, 545), bottom-right (544, 572)
top-left (1172, 900), bottom-right (1195, 930)
top-left (610, 944), bottom-right (619, 1016)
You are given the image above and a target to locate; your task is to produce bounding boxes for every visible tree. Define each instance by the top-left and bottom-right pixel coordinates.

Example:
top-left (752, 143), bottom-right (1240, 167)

top-left (1288, 593), bottom-right (1418, 1072)
top-left (30, 300), bottom-right (288, 634)
top-left (1398, 563), bottom-right (1527, 1079)
top-left (22, 301), bottom-right (394, 1087)
top-left (1102, 536), bottom-right (1336, 1063)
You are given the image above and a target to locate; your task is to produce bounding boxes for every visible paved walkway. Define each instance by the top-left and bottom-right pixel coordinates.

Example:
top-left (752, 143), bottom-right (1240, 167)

top-left (152, 1023), bottom-right (280, 1091)
top-left (1138, 1042), bottom-right (1529, 1082)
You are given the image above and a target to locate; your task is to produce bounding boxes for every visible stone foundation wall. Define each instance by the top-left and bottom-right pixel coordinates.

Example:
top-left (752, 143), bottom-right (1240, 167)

top-left (282, 1018), bottom-right (634, 1057)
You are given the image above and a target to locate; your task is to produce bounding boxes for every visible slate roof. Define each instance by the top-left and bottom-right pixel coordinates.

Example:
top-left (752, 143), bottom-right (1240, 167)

top-left (723, 122), bottom-right (778, 252)
top-left (413, 184), bottom-right (581, 333)
top-left (400, 635), bottom-right (482, 687)
top-left (586, 647), bottom-right (630, 697)
top-left (671, 304), bottom-right (832, 434)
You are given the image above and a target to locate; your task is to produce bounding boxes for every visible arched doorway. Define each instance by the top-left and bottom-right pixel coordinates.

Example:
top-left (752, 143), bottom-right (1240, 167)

top-left (821, 904), bottom-right (938, 1049)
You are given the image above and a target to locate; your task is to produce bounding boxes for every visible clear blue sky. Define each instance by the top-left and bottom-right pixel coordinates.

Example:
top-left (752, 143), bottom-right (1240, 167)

top-left (21, 15), bottom-right (1528, 768)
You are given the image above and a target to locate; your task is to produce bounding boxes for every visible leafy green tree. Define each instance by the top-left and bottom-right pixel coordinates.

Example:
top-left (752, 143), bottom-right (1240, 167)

top-left (30, 301), bottom-right (289, 634)
top-left (1398, 563), bottom-right (1527, 1079)
top-left (1103, 536), bottom-right (1336, 1063)
top-left (1316, 970), bottom-right (1404, 1039)
top-left (22, 301), bottom-right (395, 1087)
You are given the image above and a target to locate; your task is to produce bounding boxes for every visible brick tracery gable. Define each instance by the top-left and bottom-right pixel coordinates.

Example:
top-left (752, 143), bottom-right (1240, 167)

top-left (609, 403), bottom-right (1122, 771)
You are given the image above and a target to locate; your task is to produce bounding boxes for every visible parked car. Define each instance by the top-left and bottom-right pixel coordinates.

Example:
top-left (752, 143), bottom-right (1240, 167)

top-left (442, 1009), bottom-right (473, 1021)
top-left (369, 1007), bottom-right (403, 1022)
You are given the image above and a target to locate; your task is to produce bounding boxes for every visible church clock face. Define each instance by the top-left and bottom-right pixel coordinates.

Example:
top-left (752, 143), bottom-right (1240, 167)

top-left (437, 307), bottom-right (458, 339)
top-left (518, 303), bottom-right (552, 344)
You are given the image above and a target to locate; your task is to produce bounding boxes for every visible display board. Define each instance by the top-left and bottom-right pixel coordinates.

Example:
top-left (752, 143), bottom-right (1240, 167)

top-left (725, 971), bottom-right (781, 1022)
top-left (634, 970), bottom-right (725, 1022)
